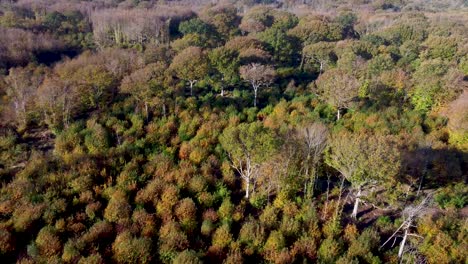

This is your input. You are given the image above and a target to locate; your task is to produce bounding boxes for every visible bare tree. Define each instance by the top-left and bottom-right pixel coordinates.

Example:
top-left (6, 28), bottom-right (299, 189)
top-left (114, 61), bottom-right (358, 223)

top-left (91, 8), bottom-right (194, 48)
top-left (37, 76), bottom-right (75, 129)
top-left (380, 195), bottom-right (432, 260)
top-left (5, 65), bottom-right (45, 127)
top-left (297, 122), bottom-right (328, 198)
top-left (240, 63), bottom-right (276, 107)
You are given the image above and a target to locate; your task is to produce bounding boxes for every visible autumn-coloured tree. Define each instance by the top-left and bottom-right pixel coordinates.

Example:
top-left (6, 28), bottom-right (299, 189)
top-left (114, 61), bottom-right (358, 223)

top-left (170, 46), bottom-right (209, 96)
top-left (112, 231), bottom-right (152, 264)
top-left (120, 62), bottom-right (169, 119)
top-left (36, 76), bottom-right (75, 130)
top-left (240, 63), bottom-right (276, 107)
top-left (315, 68), bottom-right (360, 120)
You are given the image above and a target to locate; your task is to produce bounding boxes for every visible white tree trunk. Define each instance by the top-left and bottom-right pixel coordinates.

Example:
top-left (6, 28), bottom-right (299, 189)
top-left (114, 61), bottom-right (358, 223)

top-left (398, 228), bottom-right (408, 259)
top-left (351, 188), bottom-right (361, 219)
top-left (337, 109), bottom-right (341, 120)
top-left (245, 178), bottom-right (250, 199)
top-left (189, 81), bottom-right (194, 96)
top-left (253, 85), bottom-right (258, 107)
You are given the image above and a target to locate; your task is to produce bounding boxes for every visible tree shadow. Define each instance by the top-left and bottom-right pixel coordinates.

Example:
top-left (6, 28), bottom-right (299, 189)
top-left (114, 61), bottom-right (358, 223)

top-left (400, 146), bottom-right (467, 196)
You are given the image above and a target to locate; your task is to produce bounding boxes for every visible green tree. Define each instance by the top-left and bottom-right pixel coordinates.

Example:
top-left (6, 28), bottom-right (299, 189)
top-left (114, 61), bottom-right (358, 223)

top-left (179, 18), bottom-right (213, 36)
top-left (326, 132), bottom-right (401, 219)
top-left (208, 47), bottom-right (240, 96)
top-left (302, 41), bottom-right (336, 73)
top-left (219, 122), bottom-right (279, 199)
top-left (259, 26), bottom-right (298, 65)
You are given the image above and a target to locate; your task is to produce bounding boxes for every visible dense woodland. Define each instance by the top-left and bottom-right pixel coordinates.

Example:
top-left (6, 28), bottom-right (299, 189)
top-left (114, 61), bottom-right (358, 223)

top-left (0, 0), bottom-right (467, 263)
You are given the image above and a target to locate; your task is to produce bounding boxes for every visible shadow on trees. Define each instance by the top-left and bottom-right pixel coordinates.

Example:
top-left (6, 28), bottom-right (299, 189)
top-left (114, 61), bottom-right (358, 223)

top-left (400, 146), bottom-right (467, 197)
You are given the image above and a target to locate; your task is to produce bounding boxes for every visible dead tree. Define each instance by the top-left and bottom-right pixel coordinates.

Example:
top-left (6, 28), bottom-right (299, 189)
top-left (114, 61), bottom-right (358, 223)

top-left (380, 195), bottom-right (432, 260)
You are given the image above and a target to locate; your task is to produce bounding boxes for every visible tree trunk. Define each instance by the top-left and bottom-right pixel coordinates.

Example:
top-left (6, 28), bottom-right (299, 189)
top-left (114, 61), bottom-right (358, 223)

top-left (144, 101), bottom-right (149, 122)
top-left (220, 87), bottom-right (224, 97)
top-left (189, 81), bottom-right (194, 96)
top-left (245, 179), bottom-right (250, 199)
top-left (253, 86), bottom-right (258, 107)
top-left (398, 228), bottom-right (408, 259)
top-left (337, 109), bottom-right (341, 120)
top-left (162, 103), bottom-right (166, 118)
top-left (335, 176), bottom-right (346, 219)
top-left (351, 187), bottom-right (361, 219)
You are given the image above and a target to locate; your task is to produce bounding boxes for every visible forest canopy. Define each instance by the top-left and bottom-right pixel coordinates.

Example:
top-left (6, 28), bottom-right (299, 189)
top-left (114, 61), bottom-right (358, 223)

top-left (0, 0), bottom-right (467, 263)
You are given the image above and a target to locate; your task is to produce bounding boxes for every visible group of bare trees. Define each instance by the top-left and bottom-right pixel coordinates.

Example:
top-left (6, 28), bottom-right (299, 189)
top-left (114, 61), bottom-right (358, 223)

top-left (91, 9), bottom-right (172, 48)
top-left (0, 27), bottom-right (64, 68)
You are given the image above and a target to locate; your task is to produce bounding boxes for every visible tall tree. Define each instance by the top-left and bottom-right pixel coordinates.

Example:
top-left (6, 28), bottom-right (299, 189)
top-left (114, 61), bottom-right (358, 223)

top-left (326, 131), bottom-right (401, 219)
top-left (120, 62), bottom-right (169, 119)
top-left (219, 122), bottom-right (279, 199)
top-left (259, 26), bottom-right (299, 65)
top-left (315, 68), bottom-right (360, 120)
top-left (170, 46), bottom-right (209, 96)
top-left (296, 122), bottom-right (329, 198)
top-left (239, 63), bottom-right (276, 107)
top-left (36, 76), bottom-right (72, 130)
top-left (208, 47), bottom-right (240, 96)
top-left (5, 65), bottom-right (45, 127)
top-left (301, 42), bottom-right (336, 74)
